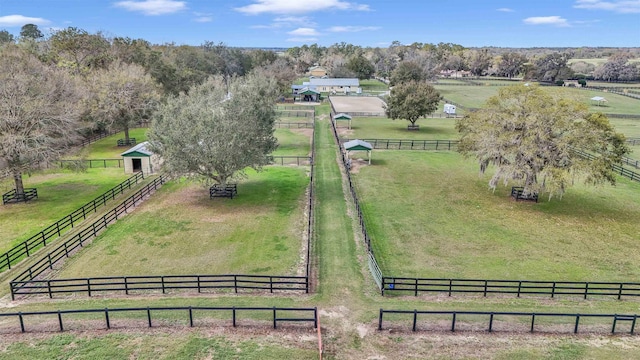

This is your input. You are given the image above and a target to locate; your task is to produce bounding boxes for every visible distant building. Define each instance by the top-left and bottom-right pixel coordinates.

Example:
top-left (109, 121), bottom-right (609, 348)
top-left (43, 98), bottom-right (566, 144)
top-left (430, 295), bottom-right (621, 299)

top-left (292, 78), bottom-right (360, 97)
top-left (308, 65), bottom-right (328, 77)
top-left (439, 70), bottom-right (471, 78)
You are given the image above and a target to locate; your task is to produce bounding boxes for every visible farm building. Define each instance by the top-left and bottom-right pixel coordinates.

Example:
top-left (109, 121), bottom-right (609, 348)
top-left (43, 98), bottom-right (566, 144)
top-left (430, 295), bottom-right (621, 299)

top-left (121, 141), bottom-right (160, 174)
top-left (292, 78), bottom-right (360, 96)
top-left (308, 65), bottom-right (328, 77)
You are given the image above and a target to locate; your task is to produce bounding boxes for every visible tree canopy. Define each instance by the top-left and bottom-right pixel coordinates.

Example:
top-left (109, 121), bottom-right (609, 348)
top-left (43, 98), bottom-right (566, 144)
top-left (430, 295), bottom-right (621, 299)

top-left (0, 45), bottom-right (82, 194)
top-left (456, 85), bottom-right (629, 200)
top-left (148, 74), bottom-right (279, 186)
top-left (384, 81), bottom-right (441, 128)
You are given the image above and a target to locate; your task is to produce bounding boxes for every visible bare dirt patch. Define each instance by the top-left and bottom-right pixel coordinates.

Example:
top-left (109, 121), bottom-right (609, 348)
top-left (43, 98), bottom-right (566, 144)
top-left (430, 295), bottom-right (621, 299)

top-left (329, 96), bottom-right (386, 115)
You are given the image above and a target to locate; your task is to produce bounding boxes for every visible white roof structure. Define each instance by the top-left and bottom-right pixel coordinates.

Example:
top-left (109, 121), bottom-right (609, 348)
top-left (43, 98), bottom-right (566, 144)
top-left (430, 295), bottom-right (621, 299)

top-left (308, 78), bottom-right (360, 87)
top-left (590, 96), bottom-right (607, 102)
top-left (121, 141), bottom-right (153, 157)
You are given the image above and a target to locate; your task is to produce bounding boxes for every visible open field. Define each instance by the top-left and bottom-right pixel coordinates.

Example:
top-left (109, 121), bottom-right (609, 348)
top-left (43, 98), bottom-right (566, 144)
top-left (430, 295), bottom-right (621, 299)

top-left (359, 79), bottom-right (389, 91)
top-left (0, 168), bottom-right (131, 252)
top-left (55, 166), bottom-right (309, 278)
top-left (73, 128), bottom-right (149, 159)
top-left (354, 151), bottom-right (640, 281)
top-left (273, 128), bottom-right (313, 156)
top-left (339, 117), bottom-right (459, 140)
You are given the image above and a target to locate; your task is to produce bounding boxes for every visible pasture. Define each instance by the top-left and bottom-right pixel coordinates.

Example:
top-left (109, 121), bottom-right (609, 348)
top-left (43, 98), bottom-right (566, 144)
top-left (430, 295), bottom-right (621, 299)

top-left (55, 166), bottom-right (310, 278)
top-left (338, 117), bottom-right (459, 140)
top-left (353, 151), bottom-right (640, 281)
top-left (0, 168), bottom-right (131, 253)
top-left (73, 128), bottom-right (149, 159)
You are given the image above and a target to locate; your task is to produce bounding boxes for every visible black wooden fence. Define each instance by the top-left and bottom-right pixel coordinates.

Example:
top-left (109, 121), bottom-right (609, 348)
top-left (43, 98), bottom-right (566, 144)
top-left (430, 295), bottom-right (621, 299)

top-left (0, 306), bottom-right (317, 334)
top-left (346, 139), bottom-right (459, 151)
top-left (378, 309), bottom-right (637, 335)
top-left (2, 188), bottom-right (38, 204)
top-left (573, 149), bottom-right (640, 182)
top-left (79, 130), bottom-right (118, 147)
top-left (269, 156), bottom-right (313, 166)
top-left (276, 110), bottom-right (315, 118)
top-left (275, 121), bottom-right (315, 129)
top-left (0, 172), bottom-right (144, 273)
top-left (330, 112), bottom-right (383, 289)
top-left (381, 278), bottom-right (640, 299)
top-left (58, 159), bottom-right (124, 169)
top-left (10, 176), bottom-right (165, 298)
top-left (11, 274), bottom-right (309, 298)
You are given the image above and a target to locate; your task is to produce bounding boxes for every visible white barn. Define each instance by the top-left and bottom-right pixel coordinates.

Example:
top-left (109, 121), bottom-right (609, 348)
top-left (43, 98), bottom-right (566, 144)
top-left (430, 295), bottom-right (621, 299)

top-left (121, 141), bottom-right (160, 174)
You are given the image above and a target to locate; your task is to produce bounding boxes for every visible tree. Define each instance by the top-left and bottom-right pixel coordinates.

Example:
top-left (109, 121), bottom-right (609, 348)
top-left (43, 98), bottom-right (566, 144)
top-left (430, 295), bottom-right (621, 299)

top-left (456, 85), bottom-right (629, 200)
top-left (384, 81), bottom-right (441, 129)
top-left (533, 52), bottom-right (573, 82)
top-left (148, 73), bottom-right (279, 186)
top-left (251, 58), bottom-right (298, 97)
top-left (346, 54), bottom-right (374, 79)
top-left (89, 61), bottom-right (161, 142)
top-left (19, 24), bottom-right (43, 40)
top-left (389, 61), bottom-right (426, 86)
top-left (594, 52), bottom-right (639, 81)
top-left (49, 27), bottom-right (112, 75)
top-left (0, 45), bottom-right (82, 196)
top-left (0, 30), bottom-right (15, 44)
top-left (496, 52), bottom-right (527, 79)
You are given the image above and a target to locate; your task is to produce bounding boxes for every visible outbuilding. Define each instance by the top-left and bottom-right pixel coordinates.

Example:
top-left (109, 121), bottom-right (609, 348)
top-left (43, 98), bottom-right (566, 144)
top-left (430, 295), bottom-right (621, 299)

top-left (343, 139), bottom-right (373, 165)
top-left (121, 141), bottom-right (158, 174)
top-left (333, 113), bottom-right (353, 129)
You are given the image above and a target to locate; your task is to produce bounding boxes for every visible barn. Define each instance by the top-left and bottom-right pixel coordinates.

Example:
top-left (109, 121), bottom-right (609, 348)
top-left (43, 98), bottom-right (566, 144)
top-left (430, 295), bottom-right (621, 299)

top-left (121, 141), bottom-right (159, 174)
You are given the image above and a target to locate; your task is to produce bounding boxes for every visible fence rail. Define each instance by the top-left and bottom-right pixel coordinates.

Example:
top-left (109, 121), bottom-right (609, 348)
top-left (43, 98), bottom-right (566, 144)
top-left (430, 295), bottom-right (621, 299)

top-left (573, 149), bottom-right (640, 182)
top-left (382, 277), bottom-right (640, 299)
top-left (0, 172), bottom-right (144, 273)
top-left (0, 306), bottom-right (317, 334)
top-left (276, 110), bottom-right (315, 118)
top-left (11, 274), bottom-right (309, 298)
top-left (379, 309), bottom-right (638, 335)
top-left (269, 156), bottom-right (313, 166)
top-left (275, 105), bottom-right (315, 111)
top-left (59, 159), bottom-right (124, 169)
top-left (10, 176), bottom-right (165, 297)
top-left (346, 139), bottom-right (459, 151)
top-left (2, 188), bottom-right (38, 204)
top-left (275, 121), bottom-right (314, 129)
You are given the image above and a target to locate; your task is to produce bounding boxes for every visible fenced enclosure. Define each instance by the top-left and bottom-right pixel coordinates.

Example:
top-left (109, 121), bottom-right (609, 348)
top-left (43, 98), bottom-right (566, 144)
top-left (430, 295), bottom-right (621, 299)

top-left (381, 277), bottom-right (640, 299)
top-left (58, 159), bottom-right (124, 169)
top-left (573, 148), bottom-right (640, 182)
top-left (117, 138), bottom-right (136, 147)
top-left (269, 155), bottom-right (313, 166)
top-left (378, 309), bottom-right (637, 335)
top-left (275, 121), bottom-right (314, 129)
top-left (0, 172), bottom-right (144, 273)
top-left (2, 188), bottom-right (38, 205)
top-left (9, 176), bottom-right (166, 298)
top-left (345, 139), bottom-right (459, 151)
top-left (0, 306), bottom-right (317, 334)
top-left (11, 274), bottom-right (309, 298)
top-left (276, 110), bottom-right (315, 118)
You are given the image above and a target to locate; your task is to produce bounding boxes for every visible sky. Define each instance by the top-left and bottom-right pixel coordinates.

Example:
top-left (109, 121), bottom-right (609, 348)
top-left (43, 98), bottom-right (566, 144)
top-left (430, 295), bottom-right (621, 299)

top-left (0, 0), bottom-right (638, 48)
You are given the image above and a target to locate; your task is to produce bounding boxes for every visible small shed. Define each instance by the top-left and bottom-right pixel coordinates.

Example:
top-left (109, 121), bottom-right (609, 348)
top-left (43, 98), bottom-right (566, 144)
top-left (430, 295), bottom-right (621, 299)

top-left (334, 113), bottom-right (353, 129)
top-left (444, 103), bottom-right (456, 115)
top-left (344, 139), bottom-right (373, 165)
top-left (590, 96), bottom-right (607, 106)
top-left (121, 141), bottom-right (157, 174)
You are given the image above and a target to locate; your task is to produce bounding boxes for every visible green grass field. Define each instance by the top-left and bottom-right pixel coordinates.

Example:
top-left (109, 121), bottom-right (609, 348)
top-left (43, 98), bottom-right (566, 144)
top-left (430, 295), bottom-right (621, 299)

top-left (0, 168), bottom-right (131, 253)
top-left (55, 166), bottom-right (309, 277)
top-left (74, 128), bottom-right (149, 159)
top-left (360, 79), bottom-right (389, 91)
top-left (569, 58), bottom-right (640, 66)
top-left (273, 128), bottom-right (313, 156)
top-left (342, 117), bottom-right (459, 140)
top-left (354, 151), bottom-right (640, 281)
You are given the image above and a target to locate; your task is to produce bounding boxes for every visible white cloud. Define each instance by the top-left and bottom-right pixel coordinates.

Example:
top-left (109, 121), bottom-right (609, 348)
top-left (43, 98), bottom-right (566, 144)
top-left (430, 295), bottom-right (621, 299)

top-left (194, 16), bottom-right (212, 22)
top-left (236, 0), bottom-right (370, 15)
top-left (288, 27), bottom-right (320, 36)
top-left (0, 15), bottom-right (50, 27)
top-left (523, 16), bottom-right (570, 26)
top-left (114, 0), bottom-right (186, 15)
top-left (251, 15), bottom-right (314, 29)
top-left (287, 37), bottom-right (318, 42)
top-left (328, 25), bottom-right (380, 32)
top-left (574, 0), bottom-right (640, 13)
top-left (497, 8), bottom-right (515, 12)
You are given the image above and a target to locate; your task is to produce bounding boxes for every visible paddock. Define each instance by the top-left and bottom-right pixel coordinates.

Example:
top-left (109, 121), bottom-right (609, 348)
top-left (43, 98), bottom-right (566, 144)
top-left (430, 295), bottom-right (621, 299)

top-left (329, 96), bottom-right (386, 116)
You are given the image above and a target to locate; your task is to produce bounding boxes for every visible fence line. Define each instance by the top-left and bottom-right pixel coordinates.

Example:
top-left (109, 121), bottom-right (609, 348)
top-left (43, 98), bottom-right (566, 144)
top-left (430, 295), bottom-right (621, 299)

top-left (275, 121), bottom-right (314, 129)
top-left (305, 116), bottom-right (316, 291)
top-left (79, 123), bottom-right (149, 147)
top-left (269, 156), bottom-right (312, 166)
top-left (378, 309), bottom-right (637, 335)
top-left (345, 139), bottom-right (459, 151)
top-left (58, 159), bottom-right (124, 169)
top-left (11, 274), bottom-right (308, 298)
top-left (573, 149), bottom-right (640, 182)
top-left (276, 110), bottom-right (315, 118)
top-left (381, 278), bottom-right (640, 299)
top-left (0, 306), bottom-right (317, 334)
top-left (10, 176), bottom-right (165, 297)
top-left (329, 111), bottom-right (383, 289)
top-left (0, 172), bottom-right (145, 273)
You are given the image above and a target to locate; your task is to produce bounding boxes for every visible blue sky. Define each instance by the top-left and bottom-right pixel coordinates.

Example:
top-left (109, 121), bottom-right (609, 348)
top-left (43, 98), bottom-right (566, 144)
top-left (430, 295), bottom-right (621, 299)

top-left (0, 0), bottom-right (638, 47)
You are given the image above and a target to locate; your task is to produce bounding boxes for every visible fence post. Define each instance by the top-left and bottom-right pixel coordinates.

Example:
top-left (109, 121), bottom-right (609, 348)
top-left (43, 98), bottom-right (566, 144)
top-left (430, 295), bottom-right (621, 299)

top-left (618, 283), bottom-right (623, 300)
top-left (6, 252), bottom-right (11, 270)
top-left (105, 308), bottom-right (110, 329)
top-left (189, 307), bottom-right (193, 327)
top-left (574, 314), bottom-right (580, 334)
top-left (551, 282), bottom-right (556, 298)
top-left (232, 307), bottom-right (236, 327)
top-left (197, 276), bottom-right (201, 293)
top-left (451, 312), bottom-right (456, 332)
top-left (484, 280), bottom-right (488, 297)
top-left (530, 314), bottom-right (536, 333)
top-left (48, 280), bottom-right (52, 299)
top-left (412, 310), bottom-right (418, 331)
top-left (234, 275), bottom-right (238, 293)
top-left (414, 278), bottom-right (418, 296)
top-left (161, 276), bottom-right (165, 294)
top-left (58, 311), bottom-right (63, 332)
top-left (18, 312), bottom-right (25, 333)
top-left (24, 242), bottom-right (29, 257)
top-left (378, 309), bottom-right (383, 330)
top-left (270, 276), bottom-right (273, 293)
top-left (87, 278), bottom-right (92, 297)
top-left (273, 307), bottom-right (277, 329)
top-left (448, 279), bottom-right (452, 296)
top-left (314, 307), bottom-right (318, 329)
top-left (489, 313), bottom-right (494, 332)
top-left (147, 307), bottom-right (152, 327)
top-left (584, 282), bottom-right (589, 299)
top-left (124, 277), bottom-right (128, 295)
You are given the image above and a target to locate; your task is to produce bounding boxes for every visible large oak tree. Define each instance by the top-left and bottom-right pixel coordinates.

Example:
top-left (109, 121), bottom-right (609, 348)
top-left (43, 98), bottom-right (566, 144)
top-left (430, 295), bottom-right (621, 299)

top-left (384, 81), bottom-right (441, 129)
top-left (456, 85), bottom-right (628, 200)
top-left (148, 73), bottom-right (279, 187)
top-left (0, 45), bottom-right (82, 196)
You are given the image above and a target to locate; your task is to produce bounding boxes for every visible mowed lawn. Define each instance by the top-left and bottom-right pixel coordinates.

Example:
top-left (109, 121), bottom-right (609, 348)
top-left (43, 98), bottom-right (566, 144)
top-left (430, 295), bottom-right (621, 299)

top-left (354, 151), bottom-right (640, 282)
top-left (342, 117), bottom-right (459, 140)
top-left (0, 168), bottom-right (132, 252)
top-left (73, 128), bottom-right (149, 159)
top-left (55, 166), bottom-right (310, 277)
top-left (273, 128), bottom-right (313, 156)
